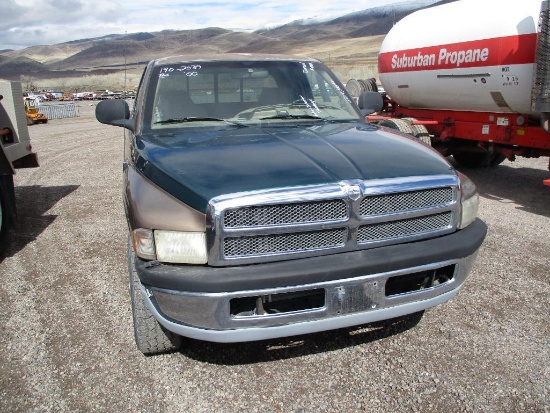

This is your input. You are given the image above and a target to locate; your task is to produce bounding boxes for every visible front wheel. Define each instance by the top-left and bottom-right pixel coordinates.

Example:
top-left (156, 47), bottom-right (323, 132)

top-left (128, 240), bottom-right (181, 355)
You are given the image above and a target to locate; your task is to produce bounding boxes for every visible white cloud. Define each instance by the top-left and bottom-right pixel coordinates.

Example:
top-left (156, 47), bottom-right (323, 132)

top-left (0, 0), bottom-right (408, 50)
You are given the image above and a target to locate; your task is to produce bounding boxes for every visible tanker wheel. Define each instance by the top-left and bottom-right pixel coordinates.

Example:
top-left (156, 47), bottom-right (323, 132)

top-left (379, 119), bottom-right (415, 136)
top-left (345, 79), bottom-right (361, 100)
top-left (359, 78), bottom-right (378, 92)
top-left (368, 78), bottom-right (378, 92)
top-left (358, 78), bottom-right (378, 92)
top-left (489, 153), bottom-right (506, 166)
top-left (453, 151), bottom-right (505, 168)
top-left (402, 118), bottom-right (431, 146)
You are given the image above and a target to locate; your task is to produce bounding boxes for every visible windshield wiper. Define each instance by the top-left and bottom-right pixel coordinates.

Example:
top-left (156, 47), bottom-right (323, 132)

top-left (155, 117), bottom-right (247, 127)
top-left (260, 114), bottom-right (325, 121)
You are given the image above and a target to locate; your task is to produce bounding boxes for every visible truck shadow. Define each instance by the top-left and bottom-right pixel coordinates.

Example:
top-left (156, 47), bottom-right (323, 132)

top-left (177, 311), bottom-right (424, 365)
top-left (0, 185), bottom-right (79, 261)
top-left (454, 162), bottom-right (550, 218)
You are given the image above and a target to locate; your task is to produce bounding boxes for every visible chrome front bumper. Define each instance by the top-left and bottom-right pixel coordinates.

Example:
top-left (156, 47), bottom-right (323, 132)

top-left (141, 252), bottom-right (478, 343)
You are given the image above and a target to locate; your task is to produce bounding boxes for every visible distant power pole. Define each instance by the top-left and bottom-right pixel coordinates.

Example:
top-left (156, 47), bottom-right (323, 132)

top-left (124, 31), bottom-right (127, 93)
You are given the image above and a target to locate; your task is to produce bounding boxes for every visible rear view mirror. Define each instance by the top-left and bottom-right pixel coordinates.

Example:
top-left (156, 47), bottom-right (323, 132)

top-left (231, 69), bottom-right (269, 79)
top-left (358, 91), bottom-right (383, 115)
top-left (96, 99), bottom-right (133, 130)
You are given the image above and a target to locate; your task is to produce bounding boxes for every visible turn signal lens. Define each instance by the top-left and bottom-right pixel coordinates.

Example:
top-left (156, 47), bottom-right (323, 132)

top-left (458, 172), bottom-right (479, 229)
top-left (132, 228), bottom-right (156, 260)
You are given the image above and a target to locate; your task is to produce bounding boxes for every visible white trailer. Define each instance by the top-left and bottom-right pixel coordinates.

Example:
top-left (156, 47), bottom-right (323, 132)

top-left (0, 80), bottom-right (39, 249)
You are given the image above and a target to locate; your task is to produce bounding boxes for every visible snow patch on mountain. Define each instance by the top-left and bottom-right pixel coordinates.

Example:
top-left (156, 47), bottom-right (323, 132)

top-left (275, 0), bottom-right (443, 27)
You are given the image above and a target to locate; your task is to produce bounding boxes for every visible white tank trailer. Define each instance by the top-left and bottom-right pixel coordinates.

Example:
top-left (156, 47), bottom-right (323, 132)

top-left (378, 0), bottom-right (549, 129)
top-left (352, 0), bottom-right (550, 174)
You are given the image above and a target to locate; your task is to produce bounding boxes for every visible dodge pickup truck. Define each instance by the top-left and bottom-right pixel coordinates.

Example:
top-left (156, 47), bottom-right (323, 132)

top-left (96, 54), bottom-right (487, 355)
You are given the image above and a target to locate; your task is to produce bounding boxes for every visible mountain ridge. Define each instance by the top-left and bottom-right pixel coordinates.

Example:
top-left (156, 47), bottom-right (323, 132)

top-left (0, 0), bottom-right (453, 81)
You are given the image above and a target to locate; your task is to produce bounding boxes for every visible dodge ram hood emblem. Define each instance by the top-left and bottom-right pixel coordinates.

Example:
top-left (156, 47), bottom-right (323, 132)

top-left (347, 185), bottom-right (362, 201)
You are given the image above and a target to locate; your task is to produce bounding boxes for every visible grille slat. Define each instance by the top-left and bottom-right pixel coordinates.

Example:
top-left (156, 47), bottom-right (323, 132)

top-left (358, 212), bottom-right (453, 242)
top-left (224, 199), bottom-right (347, 228)
top-left (224, 228), bottom-right (348, 258)
top-left (214, 183), bottom-right (458, 264)
top-left (360, 187), bottom-right (454, 216)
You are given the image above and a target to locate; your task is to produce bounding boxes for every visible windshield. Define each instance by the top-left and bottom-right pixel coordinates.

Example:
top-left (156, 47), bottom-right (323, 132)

top-left (145, 60), bottom-right (361, 130)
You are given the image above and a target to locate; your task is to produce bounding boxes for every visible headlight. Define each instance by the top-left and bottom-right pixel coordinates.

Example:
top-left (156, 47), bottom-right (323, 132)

top-left (457, 172), bottom-right (479, 229)
top-left (154, 230), bottom-right (208, 264)
top-left (132, 228), bottom-right (208, 264)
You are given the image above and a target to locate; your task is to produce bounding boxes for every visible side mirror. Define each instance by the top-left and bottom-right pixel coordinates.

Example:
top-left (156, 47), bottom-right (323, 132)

top-left (358, 91), bottom-right (383, 115)
top-left (95, 99), bottom-right (133, 130)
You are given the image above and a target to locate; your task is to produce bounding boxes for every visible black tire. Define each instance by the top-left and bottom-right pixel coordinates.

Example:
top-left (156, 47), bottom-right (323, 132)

top-left (379, 118), bottom-right (415, 136)
top-left (358, 78), bottom-right (378, 92)
top-left (367, 78), bottom-right (378, 92)
top-left (402, 118), bottom-right (431, 146)
top-left (128, 240), bottom-right (181, 355)
top-left (453, 151), bottom-right (505, 168)
top-left (345, 79), bottom-right (361, 99)
top-left (0, 189), bottom-right (6, 251)
top-left (489, 153), bottom-right (506, 166)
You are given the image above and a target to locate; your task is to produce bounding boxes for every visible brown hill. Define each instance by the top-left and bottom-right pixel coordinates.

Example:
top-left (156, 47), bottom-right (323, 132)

top-left (0, 56), bottom-right (48, 76)
top-left (0, 1), bottom-right (452, 82)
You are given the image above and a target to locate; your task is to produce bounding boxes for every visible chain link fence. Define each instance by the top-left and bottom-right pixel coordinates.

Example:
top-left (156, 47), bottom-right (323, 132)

top-left (38, 103), bottom-right (80, 119)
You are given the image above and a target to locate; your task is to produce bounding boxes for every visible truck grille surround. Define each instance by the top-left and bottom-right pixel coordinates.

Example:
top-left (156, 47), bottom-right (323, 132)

top-left (207, 176), bottom-right (460, 266)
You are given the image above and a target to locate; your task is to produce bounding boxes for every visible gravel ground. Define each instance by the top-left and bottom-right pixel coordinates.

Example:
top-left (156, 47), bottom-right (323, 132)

top-left (0, 103), bottom-right (548, 412)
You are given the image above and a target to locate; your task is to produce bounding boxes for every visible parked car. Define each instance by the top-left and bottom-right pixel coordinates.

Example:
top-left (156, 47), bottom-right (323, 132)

top-left (95, 54), bottom-right (487, 355)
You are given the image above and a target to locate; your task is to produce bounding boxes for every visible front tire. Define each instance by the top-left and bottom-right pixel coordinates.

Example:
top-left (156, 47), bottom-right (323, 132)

top-left (128, 240), bottom-right (181, 355)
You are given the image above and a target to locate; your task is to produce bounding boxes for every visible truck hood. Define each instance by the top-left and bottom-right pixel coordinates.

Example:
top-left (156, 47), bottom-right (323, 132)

top-left (133, 123), bottom-right (454, 213)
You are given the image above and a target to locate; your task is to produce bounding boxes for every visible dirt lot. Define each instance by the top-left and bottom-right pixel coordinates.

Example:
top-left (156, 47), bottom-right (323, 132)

top-left (0, 103), bottom-right (548, 412)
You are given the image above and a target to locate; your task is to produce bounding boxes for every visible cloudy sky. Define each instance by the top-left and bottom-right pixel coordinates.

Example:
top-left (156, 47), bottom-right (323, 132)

top-left (2, 0), bottom-right (414, 51)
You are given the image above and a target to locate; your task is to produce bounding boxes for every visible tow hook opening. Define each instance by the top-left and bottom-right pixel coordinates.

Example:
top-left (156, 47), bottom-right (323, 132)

top-left (385, 265), bottom-right (456, 296)
top-left (230, 289), bottom-right (325, 317)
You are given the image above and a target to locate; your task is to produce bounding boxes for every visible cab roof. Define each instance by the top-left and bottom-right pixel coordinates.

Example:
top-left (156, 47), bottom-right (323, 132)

top-left (151, 53), bottom-right (319, 66)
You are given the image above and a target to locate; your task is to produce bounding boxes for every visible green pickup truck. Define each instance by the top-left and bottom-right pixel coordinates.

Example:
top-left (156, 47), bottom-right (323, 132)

top-left (96, 54), bottom-right (486, 355)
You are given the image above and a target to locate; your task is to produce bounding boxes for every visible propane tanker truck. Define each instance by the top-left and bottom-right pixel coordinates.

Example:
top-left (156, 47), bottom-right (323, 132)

top-left (0, 80), bottom-right (39, 250)
top-left (353, 0), bottom-right (550, 176)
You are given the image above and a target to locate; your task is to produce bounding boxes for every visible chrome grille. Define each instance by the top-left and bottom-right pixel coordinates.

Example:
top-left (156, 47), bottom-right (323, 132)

top-left (208, 177), bottom-right (460, 266)
top-left (224, 199), bottom-right (347, 228)
top-left (360, 187), bottom-right (454, 216)
top-left (358, 212), bottom-right (453, 242)
top-left (224, 228), bottom-right (348, 258)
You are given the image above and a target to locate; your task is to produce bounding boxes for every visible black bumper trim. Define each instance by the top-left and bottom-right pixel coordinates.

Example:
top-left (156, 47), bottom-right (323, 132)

top-left (136, 218), bottom-right (487, 293)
